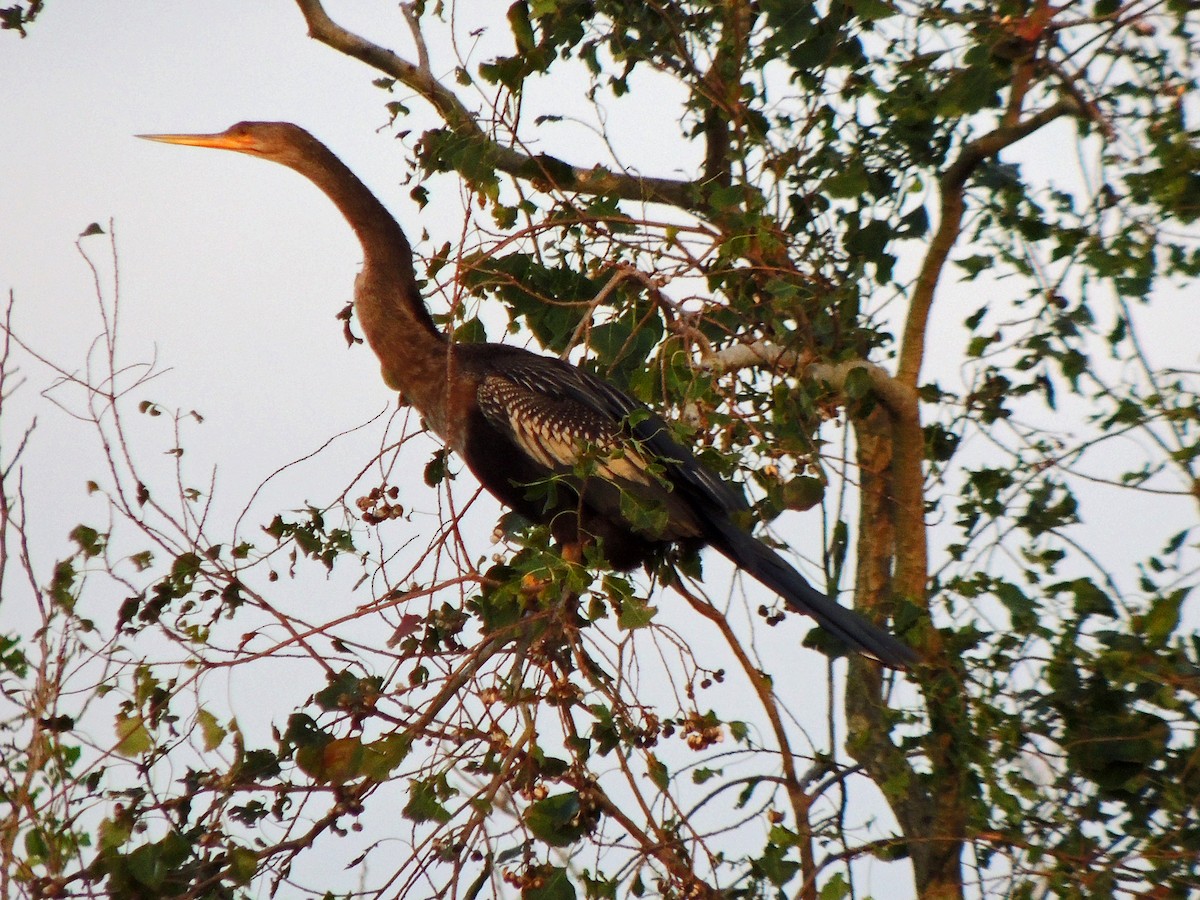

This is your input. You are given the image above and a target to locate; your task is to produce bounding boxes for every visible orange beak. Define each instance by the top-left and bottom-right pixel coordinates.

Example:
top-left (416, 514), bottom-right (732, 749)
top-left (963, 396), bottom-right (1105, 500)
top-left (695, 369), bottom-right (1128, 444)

top-left (136, 130), bottom-right (260, 153)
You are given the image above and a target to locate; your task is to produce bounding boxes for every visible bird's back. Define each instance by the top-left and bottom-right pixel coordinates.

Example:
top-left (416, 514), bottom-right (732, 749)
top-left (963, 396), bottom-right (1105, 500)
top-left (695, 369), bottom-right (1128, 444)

top-left (451, 342), bottom-right (721, 568)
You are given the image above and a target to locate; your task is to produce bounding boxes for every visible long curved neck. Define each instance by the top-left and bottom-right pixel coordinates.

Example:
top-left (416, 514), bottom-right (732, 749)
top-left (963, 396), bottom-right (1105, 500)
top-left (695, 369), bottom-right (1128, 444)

top-left (284, 140), bottom-right (442, 338)
top-left (281, 139), bottom-right (456, 435)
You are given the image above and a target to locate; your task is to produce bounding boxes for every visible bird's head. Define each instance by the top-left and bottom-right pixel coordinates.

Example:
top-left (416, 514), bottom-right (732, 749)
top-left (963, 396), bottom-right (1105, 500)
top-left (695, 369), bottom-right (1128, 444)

top-left (138, 121), bottom-right (322, 168)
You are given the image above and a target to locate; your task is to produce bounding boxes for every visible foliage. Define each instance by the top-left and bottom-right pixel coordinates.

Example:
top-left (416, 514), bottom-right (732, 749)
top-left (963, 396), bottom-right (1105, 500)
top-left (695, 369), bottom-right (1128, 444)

top-left (0, 0), bottom-right (42, 37)
top-left (4, 2), bottom-right (1200, 899)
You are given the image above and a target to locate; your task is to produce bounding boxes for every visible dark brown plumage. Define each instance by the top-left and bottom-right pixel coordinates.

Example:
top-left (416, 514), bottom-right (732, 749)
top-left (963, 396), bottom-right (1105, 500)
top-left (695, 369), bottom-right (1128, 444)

top-left (140, 122), bottom-right (916, 669)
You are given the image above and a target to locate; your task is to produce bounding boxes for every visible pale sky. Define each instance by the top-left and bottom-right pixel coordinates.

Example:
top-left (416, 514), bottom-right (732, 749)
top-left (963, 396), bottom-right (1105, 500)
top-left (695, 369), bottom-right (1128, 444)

top-left (4, 5), bottom-right (409, 507)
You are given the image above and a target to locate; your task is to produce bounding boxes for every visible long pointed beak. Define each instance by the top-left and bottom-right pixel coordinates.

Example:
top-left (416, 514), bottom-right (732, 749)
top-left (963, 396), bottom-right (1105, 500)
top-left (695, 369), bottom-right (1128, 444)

top-left (137, 131), bottom-right (258, 152)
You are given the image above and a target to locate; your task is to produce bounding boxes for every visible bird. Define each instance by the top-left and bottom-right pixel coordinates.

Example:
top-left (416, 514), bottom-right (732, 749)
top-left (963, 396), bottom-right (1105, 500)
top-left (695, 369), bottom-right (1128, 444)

top-left (139, 122), bottom-right (916, 669)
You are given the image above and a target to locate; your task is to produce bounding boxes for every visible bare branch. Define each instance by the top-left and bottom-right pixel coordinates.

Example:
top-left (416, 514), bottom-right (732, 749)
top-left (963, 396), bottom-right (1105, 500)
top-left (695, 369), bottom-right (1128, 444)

top-left (293, 0), bottom-right (701, 210)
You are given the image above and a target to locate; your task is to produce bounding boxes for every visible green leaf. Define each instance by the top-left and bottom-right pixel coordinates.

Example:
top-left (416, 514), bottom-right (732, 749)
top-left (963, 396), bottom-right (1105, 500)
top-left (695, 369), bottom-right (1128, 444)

top-left (1140, 589), bottom-right (1186, 643)
top-left (196, 707), bottom-right (227, 751)
top-left (459, 252), bottom-right (602, 353)
top-left (588, 308), bottom-right (664, 379)
top-left (170, 551), bottom-right (202, 583)
top-left (226, 843), bottom-right (258, 884)
top-left (526, 865), bottom-right (577, 900)
top-left (404, 776), bottom-right (454, 824)
top-left (315, 669), bottom-right (384, 712)
top-left (994, 581), bottom-right (1036, 631)
top-left (1064, 578), bottom-right (1115, 621)
top-left (955, 253), bottom-right (994, 280)
top-left (99, 816), bottom-right (132, 852)
top-left (297, 736), bottom-right (363, 784)
top-left (692, 766), bottom-right (721, 784)
top-left (424, 448), bottom-right (449, 486)
top-left (589, 704), bottom-right (620, 756)
top-left (618, 489), bottom-right (670, 538)
top-left (359, 734), bottom-right (413, 780)
top-left (819, 871), bottom-right (851, 900)
top-left (114, 712), bottom-right (152, 757)
top-left (24, 828), bottom-right (48, 862)
top-left (846, 0), bottom-right (896, 21)
top-left (824, 161), bottom-right (868, 199)
top-left (754, 841), bottom-right (800, 887)
top-left (616, 596), bottom-right (658, 630)
top-left (507, 1), bottom-right (536, 52)
top-left (843, 365), bottom-right (872, 401)
top-left (524, 792), bottom-right (590, 846)
top-left (123, 832), bottom-right (191, 890)
top-left (646, 754), bottom-right (669, 791)
top-left (126, 842), bottom-right (168, 889)
top-left (453, 315), bottom-right (488, 343)
top-left (782, 476), bottom-right (825, 511)
top-left (69, 524), bottom-right (106, 557)
top-left (49, 559), bottom-right (77, 611)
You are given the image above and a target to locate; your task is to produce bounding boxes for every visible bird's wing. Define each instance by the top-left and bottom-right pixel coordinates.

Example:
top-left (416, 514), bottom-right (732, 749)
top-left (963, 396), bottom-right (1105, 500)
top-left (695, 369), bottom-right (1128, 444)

top-left (475, 373), bottom-right (660, 491)
top-left (474, 353), bottom-right (916, 668)
top-left (475, 368), bottom-right (712, 543)
top-left (487, 355), bottom-right (748, 519)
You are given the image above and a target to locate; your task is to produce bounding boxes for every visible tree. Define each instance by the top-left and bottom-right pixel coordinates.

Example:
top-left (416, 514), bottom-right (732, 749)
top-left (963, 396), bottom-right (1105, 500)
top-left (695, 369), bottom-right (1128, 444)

top-left (3, 2), bottom-right (1200, 898)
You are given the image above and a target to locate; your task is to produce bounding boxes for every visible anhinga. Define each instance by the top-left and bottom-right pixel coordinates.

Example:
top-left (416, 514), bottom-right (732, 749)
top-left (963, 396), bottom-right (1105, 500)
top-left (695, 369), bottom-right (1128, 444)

top-left (140, 122), bottom-right (916, 669)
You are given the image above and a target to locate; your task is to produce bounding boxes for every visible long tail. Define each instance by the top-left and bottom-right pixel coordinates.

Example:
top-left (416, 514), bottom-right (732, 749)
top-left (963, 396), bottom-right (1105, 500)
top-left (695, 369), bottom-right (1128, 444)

top-left (707, 518), bottom-right (917, 669)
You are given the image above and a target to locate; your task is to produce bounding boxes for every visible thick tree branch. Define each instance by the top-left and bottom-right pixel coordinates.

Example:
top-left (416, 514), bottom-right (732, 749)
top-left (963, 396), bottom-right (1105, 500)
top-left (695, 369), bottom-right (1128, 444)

top-left (847, 409), bottom-right (969, 900)
top-left (294, 0), bottom-right (701, 209)
top-left (896, 99), bottom-right (1077, 388)
top-left (870, 113), bottom-right (1085, 895)
top-left (700, 340), bottom-right (919, 419)
top-left (850, 97), bottom-right (1083, 900)
top-left (844, 408), bottom-right (917, 789)
top-left (700, 0), bottom-right (756, 190)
